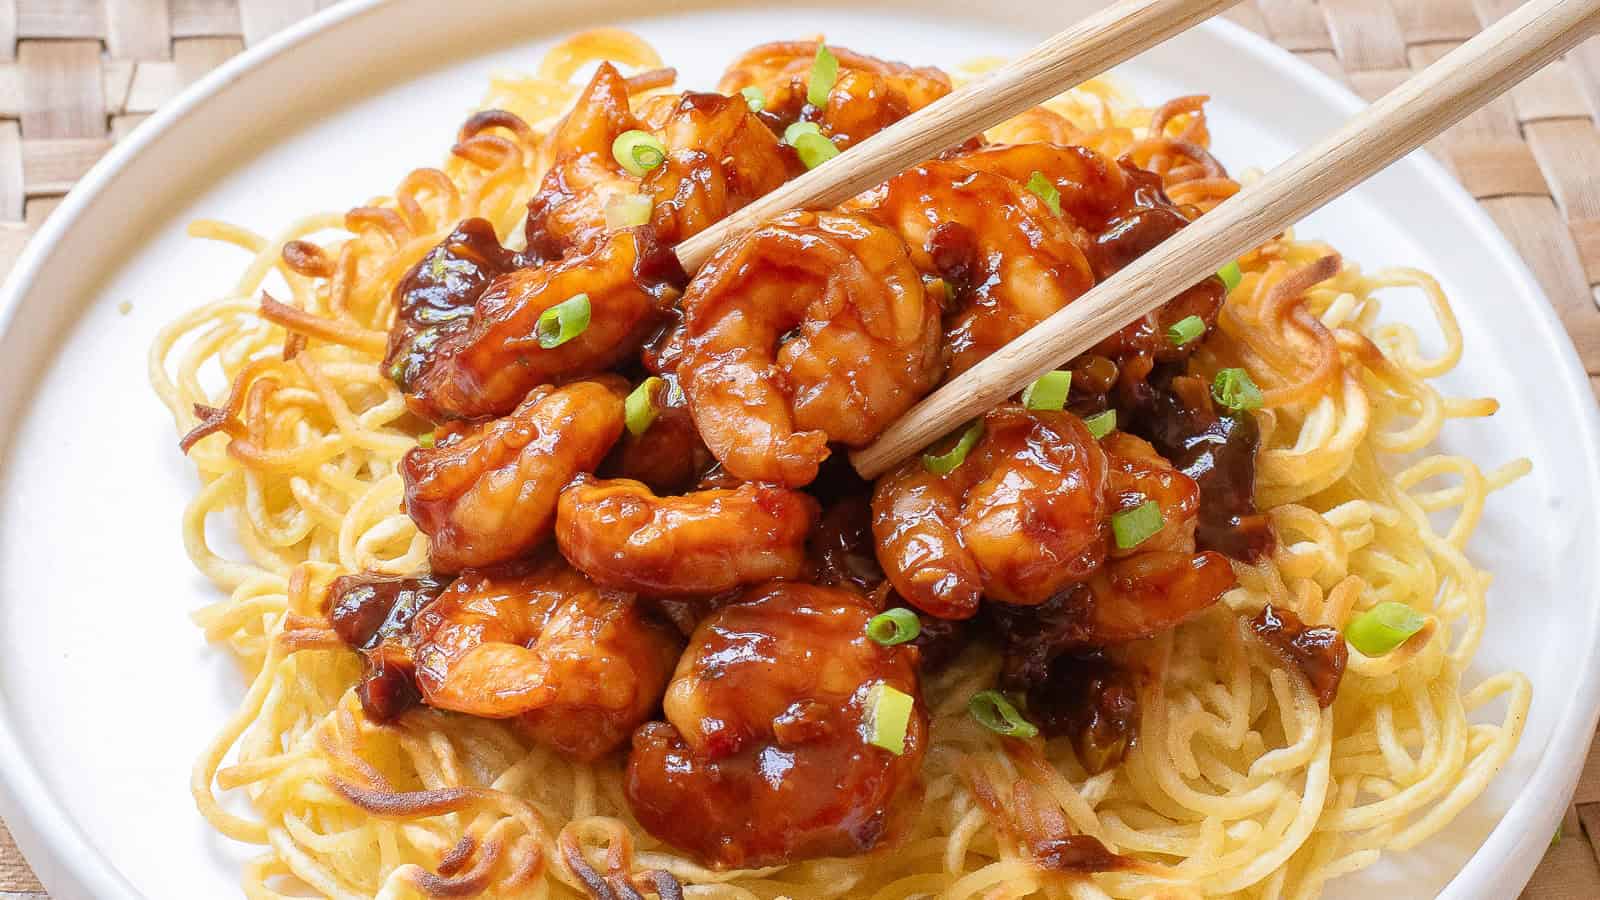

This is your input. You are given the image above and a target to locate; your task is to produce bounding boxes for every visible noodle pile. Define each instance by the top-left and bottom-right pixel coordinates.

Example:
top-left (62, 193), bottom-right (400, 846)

top-left (150, 30), bottom-right (1530, 900)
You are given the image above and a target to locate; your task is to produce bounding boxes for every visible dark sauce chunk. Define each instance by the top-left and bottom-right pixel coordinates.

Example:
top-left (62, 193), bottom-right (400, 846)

top-left (328, 573), bottom-right (448, 722)
top-left (383, 218), bottom-right (524, 393)
top-left (1250, 604), bottom-right (1347, 706)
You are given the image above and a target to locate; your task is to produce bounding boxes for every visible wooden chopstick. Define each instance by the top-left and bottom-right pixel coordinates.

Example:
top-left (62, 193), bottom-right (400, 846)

top-left (849, 0), bottom-right (1600, 479)
top-left (672, 0), bottom-right (1242, 273)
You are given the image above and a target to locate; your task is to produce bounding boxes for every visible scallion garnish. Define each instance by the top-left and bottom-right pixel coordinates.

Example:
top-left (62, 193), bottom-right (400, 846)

top-left (863, 682), bottom-right (915, 754)
top-left (1212, 367), bottom-right (1263, 411)
top-left (783, 121), bottom-right (839, 169)
top-left (604, 193), bottom-right (653, 229)
top-left (1167, 314), bottom-right (1205, 346)
top-left (1021, 370), bottom-right (1072, 411)
top-left (1111, 500), bottom-right (1163, 549)
top-left (808, 43), bottom-right (839, 107)
top-left (417, 430), bottom-right (436, 449)
top-left (624, 377), bottom-right (663, 437)
top-left (1082, 409), bottom-right (1117, 439)
top-left (866, 608), bottom-right (921, 646)
top-left (611, 130), bottom-right (666, 177)
top-left (969, 690), bottom-right (1038, 739)
top-left (1218, 260), bottom-right (1243, 292)
top-left (1345, 602), bottom-right (1428, 656)
top-left (923, 419), bottom-right (984, 475)
top-left (1025, 171), bottom-right (1062, 216)
top-left (536, 294), bottom-right (591, 349)
top-left (740, 85), bottom-right (766, 113)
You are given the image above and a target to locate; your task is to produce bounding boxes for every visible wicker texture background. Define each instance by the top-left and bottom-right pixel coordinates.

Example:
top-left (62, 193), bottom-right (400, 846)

top-left (0, 0), bottom-right (1597, 897)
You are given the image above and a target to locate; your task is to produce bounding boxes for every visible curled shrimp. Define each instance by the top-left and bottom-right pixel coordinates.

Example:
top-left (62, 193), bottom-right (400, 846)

top-left (845, 160), bottom-right (1095, 376)
top-left (405, 229), bottom-right (680, 421)
top-left (626, 582), bottom-right (927, 868)
top-left (678, 209), bottom-right (943, 486)
top-left (411, 557), bottom-right (681, 761)
top-left (872, 405), bottom-right (1109, 618)
top-left (555, 475), bottom-right (819, 595)
top-left (403, 378), bottom-right (625, 572)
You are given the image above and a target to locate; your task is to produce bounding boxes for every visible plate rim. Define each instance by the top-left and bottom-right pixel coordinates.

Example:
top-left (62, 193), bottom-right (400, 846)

top-left (0, 4), bottom-right (1596, 898)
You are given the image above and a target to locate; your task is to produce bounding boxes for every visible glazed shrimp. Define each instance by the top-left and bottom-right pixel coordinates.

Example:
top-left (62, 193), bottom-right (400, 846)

top-left (845, 160), bottom-right (1096, 376)
top-left (954, 142), bottom-right (1227, 365)
top-left (404, 228), bottom-right (680, 421)
top-left (525, 67), bottom-right (796, 261)
top-left (678, 209), bottom-right (943, 486)
top-left (555, 475), bottom-right (819, 595)
top-left (626, 582), bottom-right (927, 868)
top-left (402, 378), bottom-right (626, 572)
top-left (411, 558), bottom-right (681, 761)
top-left (717, 41), bottom-right (951, 147)
top-left (872, 405), bottom-right (1109, 618)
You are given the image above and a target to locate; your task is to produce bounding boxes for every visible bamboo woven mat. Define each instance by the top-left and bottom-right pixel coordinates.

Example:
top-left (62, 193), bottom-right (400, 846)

top-left (1, 1), bottom-right (1599, 898)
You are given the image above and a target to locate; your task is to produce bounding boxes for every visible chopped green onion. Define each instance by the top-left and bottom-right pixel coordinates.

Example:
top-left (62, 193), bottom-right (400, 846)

top-left (923, 420), bottom-right (984, 475)
top-left (1167, 314), bottom-right (1205, 346)
top-left (604, 193), bottom-right (653, 229)
top-left (1345, 602), bottom-right (1428, 656)
top-left (783, 121), bottom-right (822, 144)
top-left (624, 377), bottom-right (663, 437)
top-left (969, 690), bottom-right (1038, 739)
top-left (864, 682), bottom-right (915, 754)
top-left (1217, 260), bottom-right (1243, 292)
top-left (1212, 367), bottom-right (1263, 411)
top-left (664, 376), bottom-right (685, 406)
top-left (1021, 370), bottom-right (1072, 411)
top-left (740, 85), bottom-right (766, 112)
top-left (1111, 500), bottom-right (1163, 550)
top-left (417, 430), bottom-right (436, 449)
top-left (807, 43), bottom-right (839, 107)
top-left (536, 294), bottom-right (591, 349)
top-left (1025, 171), bottom-right (1062, 216)
top-left (783, 121), bottom-right (838, 169)
top-left (611, 130), bottom-right (666, 177)
top-left (794, 132), bottom-right (839, 168)
top-left (1082, 409), bottom-right (1117, 439)
top-left (866, 608), bottom-right (921, 646)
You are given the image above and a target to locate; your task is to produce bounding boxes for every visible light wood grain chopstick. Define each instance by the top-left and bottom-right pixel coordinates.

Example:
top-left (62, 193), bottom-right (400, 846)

top-left (671, 0), bottom-right (1242, 273)
top-left (849, 0), bottom-right (1600, 479)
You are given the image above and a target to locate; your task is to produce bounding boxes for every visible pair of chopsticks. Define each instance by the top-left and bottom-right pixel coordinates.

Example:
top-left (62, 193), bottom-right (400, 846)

top-left (665, 0), bottom-right (1600, 479)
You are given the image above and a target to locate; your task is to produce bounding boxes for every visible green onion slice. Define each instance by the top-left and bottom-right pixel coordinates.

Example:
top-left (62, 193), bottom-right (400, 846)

top-left (793, 133), bottom-right (839, 169)
top-left (864, 682), bottom-right (915, 754)
top-left (1212, 367), bottom-right (1263, 411)
top-left (866, 608), bottom-right (921, 646)
top-left (923, 419), bottom-right (984, 475)
top-left (1218, 260), bottom-right (1243, 292)
top-left (536, 294), bottom-right (591, 349)
top-left (1021, 370), bottom-right (1072, 411)
top-left (740, 85), bottom-right (766, 113)
top-left (604, 193), bottom-right (653, 229)
top-left (611, 130), bottom-right (666, 177)
top-left (417, 430), bottom-right (436, 449)
top-left (624, 376), bottom-right (663, 437)
top-left (1082, 409), bottom-right (1116, 439)
top-left (1111, 499), bottom-right (1164, 550)
top-left (783, 121), bottom-right (822, 144)
top-left (807, 43), bottom-right (839, 107)
top-left (1345, 602), bottom-right (1428, 656)
top-left (1167, 314), bottom-right (1205, 346)
top-left (1025, 171), bottom-right (1062, 217)
top-left (969, 690), bottom-right (1039, 739)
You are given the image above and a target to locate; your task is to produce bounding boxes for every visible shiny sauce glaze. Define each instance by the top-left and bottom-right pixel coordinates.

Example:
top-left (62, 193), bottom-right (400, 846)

top-left (1250, 604), bottom-right (1347, 706)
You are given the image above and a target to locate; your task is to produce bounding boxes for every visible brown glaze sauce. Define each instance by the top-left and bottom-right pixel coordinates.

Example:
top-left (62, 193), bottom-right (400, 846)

top-left (328, 573), bottom-right (448, 722)
top-left (1250, 604), bottom-right (1347, 706)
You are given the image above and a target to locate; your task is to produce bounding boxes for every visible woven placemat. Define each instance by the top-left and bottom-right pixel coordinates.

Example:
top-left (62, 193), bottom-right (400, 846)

top-left (0, 1), bottom-right (1597, 898)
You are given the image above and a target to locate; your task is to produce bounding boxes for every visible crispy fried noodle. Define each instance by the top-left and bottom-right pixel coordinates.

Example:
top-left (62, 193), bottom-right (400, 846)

top-left (151, 29), bottom-right (1531, 900)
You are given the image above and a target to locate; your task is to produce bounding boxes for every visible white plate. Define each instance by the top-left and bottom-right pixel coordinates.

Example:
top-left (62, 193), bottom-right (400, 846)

top-left (1, 1), bottom-right (1597, 898)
